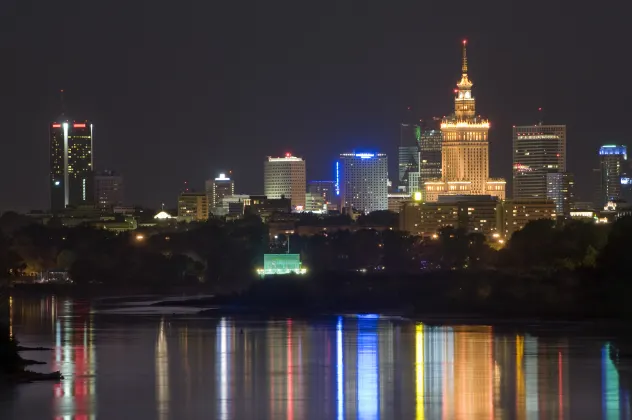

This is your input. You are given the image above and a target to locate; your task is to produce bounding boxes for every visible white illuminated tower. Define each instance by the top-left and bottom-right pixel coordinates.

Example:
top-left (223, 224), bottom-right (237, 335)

top-left (205, 173), bottom-right (235, 211)
top-left (264, 154), bottom-right (306, 210)
top-left (337, 153), bottom-right (388, 214)
top-left (424, 41), bottom-right (505, 201)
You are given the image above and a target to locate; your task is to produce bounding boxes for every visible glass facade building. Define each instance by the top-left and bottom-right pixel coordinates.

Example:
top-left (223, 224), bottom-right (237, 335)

top-left (338, 153), bottom-right (388, 214)
top-left (599, 145), bottom-right (627, 207)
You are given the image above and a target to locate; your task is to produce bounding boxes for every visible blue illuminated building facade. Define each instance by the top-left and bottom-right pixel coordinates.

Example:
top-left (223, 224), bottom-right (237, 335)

top-left (599, 145), bottom-right (627, 207)
top-left (337, 153), bottom-right (388, 214)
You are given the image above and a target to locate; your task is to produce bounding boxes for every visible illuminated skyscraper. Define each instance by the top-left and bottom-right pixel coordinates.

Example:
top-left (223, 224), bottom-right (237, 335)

top-left (419, 119), bottom-right (442, 191)
top-left (599, 145), bottom-right (627, 207)
top-left (424, 41), bottom-right (505, 202)
top-left (94, 170), bottom-right (124, 209)
top-left (398, 123), bottom-right (421, 193)
top-left (206, 173), bottom-right (235, 212)
top-left (337, 153), bottom-right (388, 213)
top-left (264, 154), bottom-right (306, 211)
top-left (50, 120), bottom-right (94, 212)
top-left (513, 124), bottom-right (566, 200)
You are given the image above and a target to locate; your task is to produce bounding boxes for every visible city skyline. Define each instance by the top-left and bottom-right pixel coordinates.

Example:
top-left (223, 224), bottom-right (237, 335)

top-left (4, 1), bottom-right (631, 211)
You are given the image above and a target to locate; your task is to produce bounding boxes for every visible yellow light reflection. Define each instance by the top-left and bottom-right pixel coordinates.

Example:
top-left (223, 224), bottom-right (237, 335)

top-left (516, 335), bottom-right (525, 420)
top-left (156, 318), bottom-right (169, 420)
top-left (415, 323), bottom-right (425, 420)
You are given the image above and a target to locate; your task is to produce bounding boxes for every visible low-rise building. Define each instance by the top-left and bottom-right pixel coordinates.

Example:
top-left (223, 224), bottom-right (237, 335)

top-left (177, 192), bottom-right (209, 222)
top-left (500, 200), bottom-right (557, 238)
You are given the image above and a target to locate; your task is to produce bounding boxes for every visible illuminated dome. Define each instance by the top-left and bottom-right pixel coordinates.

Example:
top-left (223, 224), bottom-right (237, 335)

top-left (154, 211), bottom-right (173, 220)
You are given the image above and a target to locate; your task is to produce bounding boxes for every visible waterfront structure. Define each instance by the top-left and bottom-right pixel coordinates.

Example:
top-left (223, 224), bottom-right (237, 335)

top-left (306, 180), bottom-right (336, 204)
top-left (399, 195), bottom-right (500, 237)
top-left (423, 41), bottom-right (505, 202)
top-left (264, 154), bottom-right (306, 211)
top-left (94, 170), bottom-right (124, 210)
top-left (546, 172), bottom-right (574, 216)
top-left (418, 120), bottom-right (442, 195)
top-left (513, 124), bottom-right (566, 200)
top-left (398, 123), bottom-right (421, 193)
top-left (500, 200), bottom-right (557, 238)
top-left (337, 153), bottom-right (388, 214)
top-left (50, 120), bottom-right (94, 211)
top-left (599, 145), bottom-right (627, 208)
top-left (205, 173), bottom-right (235, 212)
top-left (177, 192), bottom-right (209, 222)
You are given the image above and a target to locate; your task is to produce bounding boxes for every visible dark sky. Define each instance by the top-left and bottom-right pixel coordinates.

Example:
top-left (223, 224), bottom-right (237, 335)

top-left (4, 0), bottom-right (631, 211)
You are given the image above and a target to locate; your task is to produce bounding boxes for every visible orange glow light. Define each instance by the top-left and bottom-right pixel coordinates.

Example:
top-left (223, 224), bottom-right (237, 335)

top-left (73, 123), bottom-right (86, 128)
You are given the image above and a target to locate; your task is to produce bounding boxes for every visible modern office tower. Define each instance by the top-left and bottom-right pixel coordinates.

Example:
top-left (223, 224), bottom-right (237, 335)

top-left (418, 119), bottom-right (442, 192)
top-left (424, 40), bottom-right (505, 202)
top-left (177, 192), bottom-right (209, 222)
top-left (305, 192), bottom-right (326, 213)
top-left (205, 173), bottom-right (235, 212)
top-left (337, 152), bottom-right (388, 214)
top-left (264, 153), bottom-right (306, 211)
top-left (398, 123), bottom-right (421, 193)
top-left (599, 145), bottom-right (628, 207)
top-left (94, 170), bottom-right (124, 209)
top-left (513, 124), bottom-right (566, 200)
top-left (306, 180), bottom-right (336, 204)
top-left (50, 120), bottom-right (94, 211)
top-left (546, 172), bottom-right (574, 216)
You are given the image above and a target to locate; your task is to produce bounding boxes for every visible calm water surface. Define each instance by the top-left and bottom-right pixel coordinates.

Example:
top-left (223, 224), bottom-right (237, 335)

top-left (0, 295), bottom-right (630, 419)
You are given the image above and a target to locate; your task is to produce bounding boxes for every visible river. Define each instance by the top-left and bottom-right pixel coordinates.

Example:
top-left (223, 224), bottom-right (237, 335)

top-left (0, 295), bottom-right (629, 419)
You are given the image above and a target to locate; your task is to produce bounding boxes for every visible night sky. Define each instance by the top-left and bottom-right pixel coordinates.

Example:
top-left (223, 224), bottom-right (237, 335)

top-left (4, 0), bottom-right (631, 211)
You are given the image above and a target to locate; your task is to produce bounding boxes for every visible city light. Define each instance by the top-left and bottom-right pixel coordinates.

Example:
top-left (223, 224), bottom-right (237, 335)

top-left (413, 191), bottom-right (422, 201)
top-left (354, 153), bottom-right (375, 159)
top-left (135, 234), bottom-right (145, 242)
top-left (335, 161), bottom-right (340, 196)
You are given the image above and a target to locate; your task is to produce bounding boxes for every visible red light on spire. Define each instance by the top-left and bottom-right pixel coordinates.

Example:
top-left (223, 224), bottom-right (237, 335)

top-left (538, 107), bottom-right (542, 111)
top-left (463, 39), bottom-right (467, 45)
top-left (453, 89), bottom-right (458, 93)
top-left (285, 152), bottom-right (292, 157)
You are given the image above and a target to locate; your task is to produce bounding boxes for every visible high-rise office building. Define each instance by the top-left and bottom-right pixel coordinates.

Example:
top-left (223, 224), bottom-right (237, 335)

top-left (177, 192), bottom-right (209, 222)
top-left (513, 124), bottom-right (566, 200)
top-left (306, 180), bottom-right (335, 204)
top-left (264, 154), bottom-right (306, 211)
top-left (337, 152), bottom-right (388, 214)
top-left (398, 123), bottom-right (421, 193)
top-left (599, 145), bottom-right (627, 207)
top-left (546, 172), bottom-right (574, 216)
top-left (205, 173), bottom-right (235, 212)
top-left (94, 170), bottom-right (124, 209)
top-left (419, 119), bottom-right (442, 192)
top-left (424, 41), bottom-right (505, 201)
top-left (50, 120), bottom-right (94, 211)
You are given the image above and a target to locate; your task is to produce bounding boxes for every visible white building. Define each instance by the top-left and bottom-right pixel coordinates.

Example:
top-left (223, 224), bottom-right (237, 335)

top-left (337, 153), bottom-right (388, 214)
top-left (264, 154), bottom-right (306, 211)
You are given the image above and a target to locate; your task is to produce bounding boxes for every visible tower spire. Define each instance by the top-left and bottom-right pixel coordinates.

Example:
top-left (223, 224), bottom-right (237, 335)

top-left (60, 89), bottom-right (66, 117)
top-left (462, 39), bottom-right (468, 74)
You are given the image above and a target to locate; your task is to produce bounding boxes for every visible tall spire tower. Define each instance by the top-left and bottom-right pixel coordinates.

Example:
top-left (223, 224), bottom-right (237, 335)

top-left (423, 40), bottom-right (506, 201)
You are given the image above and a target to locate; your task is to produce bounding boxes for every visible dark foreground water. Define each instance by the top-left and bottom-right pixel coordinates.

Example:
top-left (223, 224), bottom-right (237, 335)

top-left (1, 296), bottom-right (630, 420)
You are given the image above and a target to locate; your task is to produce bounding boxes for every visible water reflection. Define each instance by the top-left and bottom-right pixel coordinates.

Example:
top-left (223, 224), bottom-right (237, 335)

top-left (4, 296), bottom-right (632, 420)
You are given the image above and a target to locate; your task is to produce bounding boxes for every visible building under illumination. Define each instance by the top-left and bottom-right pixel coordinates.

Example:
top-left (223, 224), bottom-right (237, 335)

top-left (50, 120), bottom-right (94, 212)
top-left (205, 173), bottom-right (235, 213)
top-left (423, 41), bottom-right (505, 202)
top-left (513, 124), bottom-right (566, 200)
top-left (94, 170), bottom-right (123, 210)
top-left (599, 145), bottom-right (627, 208)
top-left (501, 199), bottom-right (557, 238)
top-left (546, 172), bottom-right (574, 216)
top-left (177, 192), bottom-right (209, 222)
top-left (398, 123), bottom-right (421, 193)
top-left (418, 121), bottom-right (442, 195)
top-left (264, 154), bottom-right (306, 211)
top-left (338, 153), bottom-right (388, 214)
top-left (306, 180), bottom-right (336, 204)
